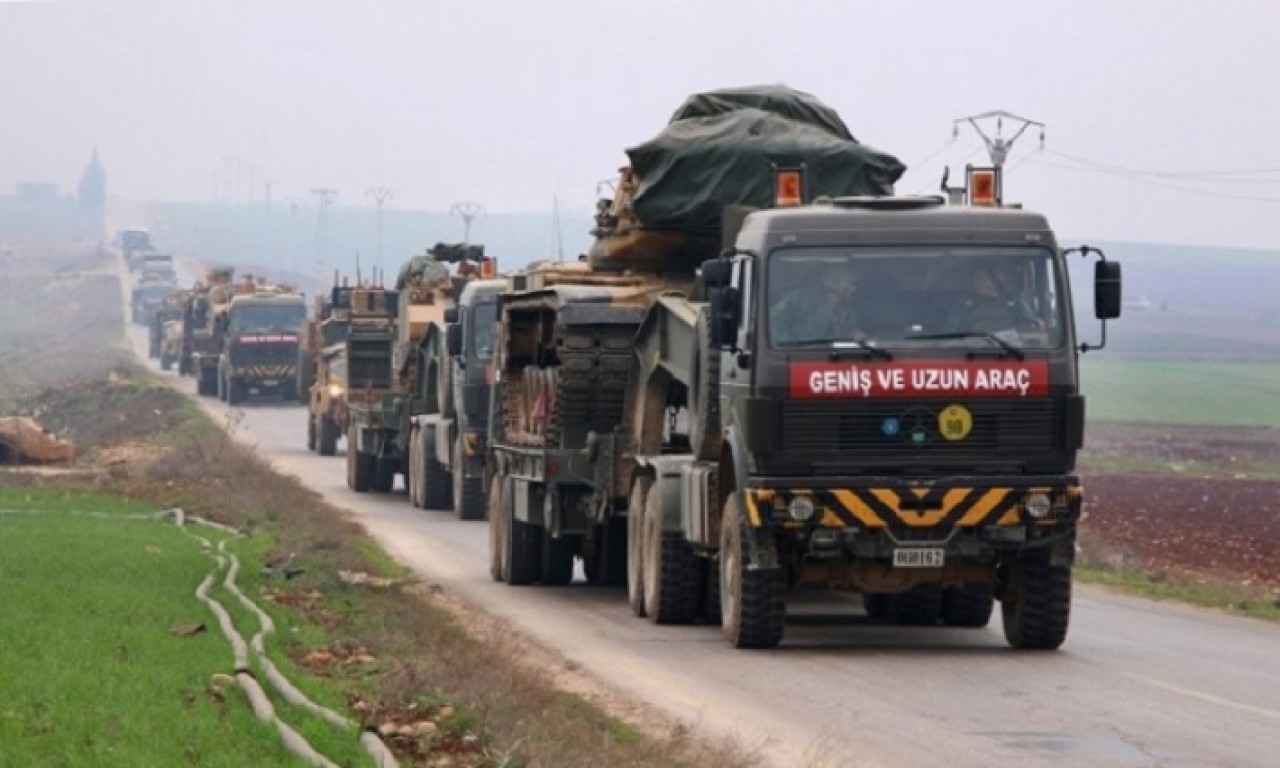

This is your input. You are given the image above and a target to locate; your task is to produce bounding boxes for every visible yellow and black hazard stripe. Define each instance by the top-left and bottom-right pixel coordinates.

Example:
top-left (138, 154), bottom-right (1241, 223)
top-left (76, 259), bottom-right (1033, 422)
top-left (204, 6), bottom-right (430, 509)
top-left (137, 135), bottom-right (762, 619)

top-left (234, 364), bottom-right (298, 379)
top-left (744, 485), bottom-right (1082, 530)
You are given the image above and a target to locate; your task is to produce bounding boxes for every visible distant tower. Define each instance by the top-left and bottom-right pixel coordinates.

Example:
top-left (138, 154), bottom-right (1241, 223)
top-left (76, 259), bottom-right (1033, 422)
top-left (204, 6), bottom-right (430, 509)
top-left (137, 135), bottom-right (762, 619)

top-left (77, 147), bottom-right (106, 227)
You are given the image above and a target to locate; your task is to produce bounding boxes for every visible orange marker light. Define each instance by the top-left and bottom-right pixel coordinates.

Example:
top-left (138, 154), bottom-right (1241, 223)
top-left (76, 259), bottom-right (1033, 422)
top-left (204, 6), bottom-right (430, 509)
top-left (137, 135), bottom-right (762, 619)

top-left (480, 259), bottom-right (496, 279)
top-left (775, 169), bottom-right (804, 207)
top-left (969, 168), bottom-right (998, 206)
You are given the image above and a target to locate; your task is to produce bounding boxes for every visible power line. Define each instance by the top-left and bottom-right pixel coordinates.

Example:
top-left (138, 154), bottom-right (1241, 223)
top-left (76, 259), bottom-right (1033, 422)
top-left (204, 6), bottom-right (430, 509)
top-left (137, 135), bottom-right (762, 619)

top-left (1025, 157), bottom-right (1280, 203)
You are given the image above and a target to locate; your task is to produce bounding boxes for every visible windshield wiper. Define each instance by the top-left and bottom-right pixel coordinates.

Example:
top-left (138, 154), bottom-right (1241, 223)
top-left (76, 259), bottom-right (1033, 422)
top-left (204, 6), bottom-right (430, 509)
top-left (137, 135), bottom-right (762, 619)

top-left (906, 331), bottom-right (1025, 361)
top-left (824, 339), bottom-right (893, 361)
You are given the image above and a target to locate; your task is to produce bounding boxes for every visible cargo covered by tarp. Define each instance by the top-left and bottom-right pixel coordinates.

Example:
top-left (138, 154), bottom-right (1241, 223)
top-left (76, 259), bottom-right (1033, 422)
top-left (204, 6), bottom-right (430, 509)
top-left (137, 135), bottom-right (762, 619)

top-left (395, 253), bottom-right (449, 291)
top-left (626, 85), bottom-right (905, 236)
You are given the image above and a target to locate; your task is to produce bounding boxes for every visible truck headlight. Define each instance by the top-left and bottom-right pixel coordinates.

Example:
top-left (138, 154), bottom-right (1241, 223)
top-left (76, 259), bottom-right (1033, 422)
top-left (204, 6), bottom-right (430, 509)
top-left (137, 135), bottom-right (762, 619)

top-left (787, 496), bottom-right (816, 523)
top-left (1025, 493), bottom-right (1052, 519)
top-left (328, 384), bottom-right (343, 398)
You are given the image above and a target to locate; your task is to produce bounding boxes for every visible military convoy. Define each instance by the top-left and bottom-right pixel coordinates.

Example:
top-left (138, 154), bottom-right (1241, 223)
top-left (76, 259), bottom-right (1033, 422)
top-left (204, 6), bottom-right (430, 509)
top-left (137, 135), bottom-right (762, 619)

top-left (128, 85), bottom-right (1122, 652)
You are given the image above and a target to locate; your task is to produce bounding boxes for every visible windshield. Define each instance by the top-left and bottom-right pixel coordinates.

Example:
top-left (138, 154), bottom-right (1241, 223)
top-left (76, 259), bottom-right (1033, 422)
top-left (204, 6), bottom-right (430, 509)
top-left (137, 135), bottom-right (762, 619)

top-left (471, 301), bottom-right (497, 359)
top-left (228, 303), bottom-right (306, 334)
top-left (767, 246), bottom-right (1066, 350)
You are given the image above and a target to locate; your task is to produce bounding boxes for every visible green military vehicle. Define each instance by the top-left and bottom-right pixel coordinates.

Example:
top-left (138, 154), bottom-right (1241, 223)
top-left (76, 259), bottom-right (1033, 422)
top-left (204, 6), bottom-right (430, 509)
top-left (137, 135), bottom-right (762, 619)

top-left (305, 285), bottom-right (355, 456)
top-left (342, 286), bottom-right (402, 492)
top-left (484, 86), bottom-right (1122, 650)
top-left (346, 244), bottom-right (499, 501)
top-left (408, 272), bottom-right (505, 519)
top-left (216, 288), bottom-right (307, 405)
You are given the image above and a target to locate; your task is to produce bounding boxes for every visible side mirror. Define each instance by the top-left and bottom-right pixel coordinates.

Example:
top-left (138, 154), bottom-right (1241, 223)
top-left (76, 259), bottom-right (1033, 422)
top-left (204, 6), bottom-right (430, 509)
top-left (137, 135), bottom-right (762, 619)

top-left (443, 307), bottom-right (460, 324)
top-left (701, 258), bottom-right (732, 288)
top-left (446, 323), bottom-right (463, 358)
top-left (1094, 260), bottom-right (1122, 320)
top-left (708, 287), bottom-right (740, 348)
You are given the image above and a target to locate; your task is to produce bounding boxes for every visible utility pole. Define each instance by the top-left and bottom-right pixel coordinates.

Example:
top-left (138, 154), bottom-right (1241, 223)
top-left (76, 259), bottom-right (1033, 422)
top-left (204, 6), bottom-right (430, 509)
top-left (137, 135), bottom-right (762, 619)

top-left (552, 194), bottom-right (564, 261)
top-left (450, 201), bottom-right (484, 244)
top-left (310, 188), bottom-right (337, 270)
top-left (366, 187), bottom-right (392, 274)
top-left (952, 110), bottom-right (1045, 167)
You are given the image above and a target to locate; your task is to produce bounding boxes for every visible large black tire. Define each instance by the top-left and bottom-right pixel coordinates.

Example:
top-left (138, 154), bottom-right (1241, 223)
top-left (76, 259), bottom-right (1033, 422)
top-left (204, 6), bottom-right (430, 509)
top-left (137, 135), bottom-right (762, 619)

top-left (541, 534), bottom-right (576, 587)
top-left (226, 376), bottom-right (243, 406)
top-left (862, 593), bottom-right (891, 620)
top-left (198, 367), bottom-right (216, 397)
top-left (584, 517), bottom-right (627, 587)
top-left (421, 432), bottom-right (452, 509)
top-left (642, 484), bottom-right (701, 624)
top-left (719, 495), bottom-right (785, 649)
top-left (307, 412), bottom-right (317, 452)
top-left (488, 475), bottom-right (508, 582)
top-left (160, 354), bottom-right (173, 372)
top-left (942, 585), bottom-right (995, 628)
top-left (889, 586), bottom-right (944, 626)
top-left (371, 457), bottom-right (397, 494)
top-left (297, 353), bottom-right (314, 405)
top-left (701, 557), bottom-right (722, 625)
top-left (317, 415), bottom-right (338, 457)
top-left (505, 485), bottom-right (542, 587)
top-left (452, 438), bottom-right (486, 521)
top-left (1001, 549), bottom-right (1072, 650)
top-left (626, 476), bottom-right (652, 617)
top-left (687, 310), bottom-right (722, 461)
top-left (346, 426), bottom-right (373, 492)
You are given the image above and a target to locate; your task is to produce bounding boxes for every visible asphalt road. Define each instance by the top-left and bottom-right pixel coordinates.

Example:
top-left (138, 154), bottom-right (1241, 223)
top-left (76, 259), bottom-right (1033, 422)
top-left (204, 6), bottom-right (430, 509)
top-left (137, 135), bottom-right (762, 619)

top-left (123, 316), bottom-right (1280, 768)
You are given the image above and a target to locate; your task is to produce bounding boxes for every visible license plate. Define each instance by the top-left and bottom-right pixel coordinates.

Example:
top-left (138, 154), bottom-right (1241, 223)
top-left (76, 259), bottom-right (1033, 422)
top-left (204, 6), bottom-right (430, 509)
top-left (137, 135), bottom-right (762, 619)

top-left (892, 548), bottom-right (945, 568)
top-left (262, 379), bottom-right (278, 386)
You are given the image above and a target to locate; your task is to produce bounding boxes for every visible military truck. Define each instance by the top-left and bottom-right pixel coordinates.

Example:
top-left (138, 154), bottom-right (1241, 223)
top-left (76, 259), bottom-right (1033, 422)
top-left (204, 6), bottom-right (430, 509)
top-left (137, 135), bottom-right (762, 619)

top-left (305, 284), bottom-right (356, 455)
top-left (484, 86), bottom-right (1122, 650)
top-left (118, 228), bottom-right (153, 272)
top-left (131, 279), bottom-right (176, 326)
top-left (148, 289), bottom-right (188, 361)
top-left (183, 266), bottom-right (236, 393)
top-left (342, 286), bottom-right (402, 492)
top-left (408, 271), bottom-right (504, 519)
top-left (346, 244), bottom-right (497, 500)
top-left (141, 252), bottom-right (176, 282)
top-left (216, 286), bottom-right (307, 405)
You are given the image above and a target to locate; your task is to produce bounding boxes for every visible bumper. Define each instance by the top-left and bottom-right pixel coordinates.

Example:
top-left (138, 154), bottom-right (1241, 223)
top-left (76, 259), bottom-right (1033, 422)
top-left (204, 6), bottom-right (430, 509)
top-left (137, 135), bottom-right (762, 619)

top-left (743, 476), bottom-right (1081, 534)
top-left (228, 364), bottom-right (298, 382)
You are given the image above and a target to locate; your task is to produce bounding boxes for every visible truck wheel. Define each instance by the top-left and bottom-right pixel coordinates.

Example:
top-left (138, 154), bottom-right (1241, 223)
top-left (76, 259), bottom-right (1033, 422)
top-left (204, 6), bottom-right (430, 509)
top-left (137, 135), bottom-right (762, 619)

top-left (642, 485), bottom-right (700, 624)
top-left (541, 534), bottom-right (576, 587)
top-left (422, 433), bottom-right (452, 509)
top-left (889, 586), bottom-right (944, 625)
top-left (281, 380), bottom-right (297, 403)
top-left (307, 412), bottom-right (317, 452)
top-left (1001, 549), bottom-right (1072, 650)
top-left (719, 495), bottom-right (785, 649)
top-left (198, 367), bottom-right (216, 396)
top-left (585, 518), bottom-right (627, 587)
top-left (226, 377), bottom-right (243, 406)
top-left (346, 426), bottom-right (372, 492)
top-left (372, 457), bottom-right (397, 493)
top-left (701, 557), bottom-right (722, 625)
top-left (506, 485), bottom-right (542, 586)
top-left (297, 355), bottom-right (314, 405)
top-left (160, 354), bottom-right (173, 372)
top-left (626, 475), bottom-right (653, 617)
top-left (317, 415), bottom-right (338, 457)
top-left (488, 475), bottom-right (508, 582)
top-left (942, 585), bottom-right (995, 628)
top-left (452, 438), bottom-right (486, 521)
top-left (862, 593), bottom-right (891, 619)
top-left (687, 310), bottom-right (722, 461)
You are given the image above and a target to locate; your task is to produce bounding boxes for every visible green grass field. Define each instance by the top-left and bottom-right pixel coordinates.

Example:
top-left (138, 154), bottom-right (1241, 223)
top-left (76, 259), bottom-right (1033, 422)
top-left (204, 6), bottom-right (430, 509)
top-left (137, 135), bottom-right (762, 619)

top-left (0, 489), bottom-right (372, 768)
top-left (1080, 358), bottom-right (1280, 426)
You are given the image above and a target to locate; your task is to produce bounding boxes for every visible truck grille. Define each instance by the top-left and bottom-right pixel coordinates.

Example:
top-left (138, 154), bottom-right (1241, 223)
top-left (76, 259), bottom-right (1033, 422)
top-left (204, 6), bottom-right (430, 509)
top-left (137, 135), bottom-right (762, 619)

top-left (779, 399), bottom-right (1056, 455)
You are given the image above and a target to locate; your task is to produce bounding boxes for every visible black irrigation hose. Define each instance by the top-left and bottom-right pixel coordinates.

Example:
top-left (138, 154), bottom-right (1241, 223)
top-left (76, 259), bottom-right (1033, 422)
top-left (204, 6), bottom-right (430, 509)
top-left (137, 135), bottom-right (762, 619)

top-left (178, 510), bottom-right (398, 768)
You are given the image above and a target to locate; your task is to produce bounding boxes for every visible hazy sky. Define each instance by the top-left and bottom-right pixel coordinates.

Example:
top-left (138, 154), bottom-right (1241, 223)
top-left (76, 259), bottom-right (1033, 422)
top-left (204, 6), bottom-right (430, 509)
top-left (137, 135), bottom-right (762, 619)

top-left (3, 0), bottom-right (1280, 250)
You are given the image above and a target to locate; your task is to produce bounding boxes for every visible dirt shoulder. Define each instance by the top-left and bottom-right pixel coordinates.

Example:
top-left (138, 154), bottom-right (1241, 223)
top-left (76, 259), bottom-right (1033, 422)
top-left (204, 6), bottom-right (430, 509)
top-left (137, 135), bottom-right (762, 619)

top-left (2, 239), bottom-right (753, 768)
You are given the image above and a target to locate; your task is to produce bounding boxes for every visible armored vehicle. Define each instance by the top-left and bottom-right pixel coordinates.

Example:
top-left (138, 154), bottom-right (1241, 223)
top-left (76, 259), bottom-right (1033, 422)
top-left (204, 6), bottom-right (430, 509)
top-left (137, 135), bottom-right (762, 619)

top-left (217, 287), bottom-right (307, 404)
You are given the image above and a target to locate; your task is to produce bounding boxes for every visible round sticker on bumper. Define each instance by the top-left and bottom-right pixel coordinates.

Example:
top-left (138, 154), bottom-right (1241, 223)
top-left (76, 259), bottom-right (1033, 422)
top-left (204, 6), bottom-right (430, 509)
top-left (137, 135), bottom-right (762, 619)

top-left (938, 404), bottom-right (973, 441)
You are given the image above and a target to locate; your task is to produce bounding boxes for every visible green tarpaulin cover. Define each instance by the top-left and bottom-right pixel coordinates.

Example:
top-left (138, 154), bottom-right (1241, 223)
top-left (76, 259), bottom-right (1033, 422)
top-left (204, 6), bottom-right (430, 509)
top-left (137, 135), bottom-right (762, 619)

top-left (627, 86), bottom-right (905, 235)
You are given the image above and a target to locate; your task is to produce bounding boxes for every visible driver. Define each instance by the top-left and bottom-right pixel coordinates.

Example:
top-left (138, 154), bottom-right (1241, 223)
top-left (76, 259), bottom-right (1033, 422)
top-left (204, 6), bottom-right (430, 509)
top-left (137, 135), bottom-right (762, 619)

top-left (772, 260), bottom-right (865, 345)
top-left (945, 263), bottom-right (1038, 333)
